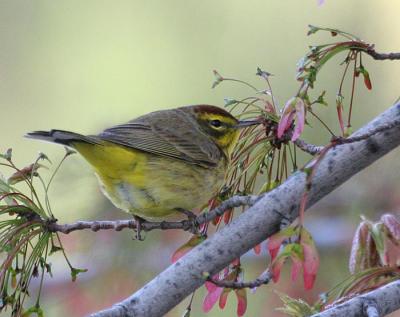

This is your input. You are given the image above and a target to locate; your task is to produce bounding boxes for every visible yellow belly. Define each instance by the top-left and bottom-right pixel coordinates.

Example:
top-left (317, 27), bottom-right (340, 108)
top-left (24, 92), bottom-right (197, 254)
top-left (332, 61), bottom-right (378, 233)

top-left (73, 142), bottom-right (225, 219)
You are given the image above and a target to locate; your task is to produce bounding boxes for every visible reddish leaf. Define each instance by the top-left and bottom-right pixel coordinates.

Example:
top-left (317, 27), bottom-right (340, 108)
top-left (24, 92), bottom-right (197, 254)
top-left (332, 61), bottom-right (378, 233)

top-left (271, 255), bottom-right (286, 283)
top-left (203, 286), bottom-right (223, 312)
top-left (277, 97), bottom-right (305, 141)
top-left (291, 98), bottom-right (305, 141)
top-left (362, 69), bottom-right (372, 90)
top-left (356, 66), bottom-right (372, 90)
top-left (223, 209), bottom-right (233, 224)
top-left (212, 215), bottom-right (222, 226)
top-left (219, 288), bottom-right (231, 309)
top-left (381, 214), bottom-right (400, 241)
top-left (300, 228), bottom-right (319, 290)
top-left (349, 220), bottom-right (371, 274)
top-left (205, 280), bottom-right (218, 293)
top-left (384, 237), bottom-right (400, 266)
top-left (270, 243), bottom-right (296, 283)
top-left (8, 164), bottom-right (44, 185)
top-left (277, 97), bottom-right (297, 138)
top-left (290, 253), bottom-right (303, 282)
top-left (235, 288), bottom-right (247, 317)
top-left (171, 235), bottom-right (206, 263)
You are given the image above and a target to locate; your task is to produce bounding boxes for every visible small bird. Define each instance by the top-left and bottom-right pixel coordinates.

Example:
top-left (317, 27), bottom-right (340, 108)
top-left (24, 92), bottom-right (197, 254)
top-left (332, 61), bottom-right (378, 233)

top-left (27, 105), bottom-right (258, 222)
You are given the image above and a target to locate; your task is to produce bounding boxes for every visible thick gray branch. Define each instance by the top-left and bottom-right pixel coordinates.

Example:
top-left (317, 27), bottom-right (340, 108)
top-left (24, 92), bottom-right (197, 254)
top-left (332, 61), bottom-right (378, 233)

top-left (311, 279), bottom-right (400, 317)
top-left (91, 102), bottom-right (400, 317)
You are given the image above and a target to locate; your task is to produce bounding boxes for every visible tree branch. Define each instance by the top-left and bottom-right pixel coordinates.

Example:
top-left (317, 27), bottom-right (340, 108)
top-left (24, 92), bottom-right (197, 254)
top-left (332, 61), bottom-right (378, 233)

top-left (295, 118), bottom-right (400, 156)
top-left (45, 195), bottom-right (260, 234)
top-left (295, 139), bottom-right (324, 155)
top-left (90, 102), bottom-right (400, 317)
top-left (311, 279), bottom-right (400, 317)
top-left (208, 270), bottom-right (271, 289)
top-left (365, 48), bottom-right (400, 61)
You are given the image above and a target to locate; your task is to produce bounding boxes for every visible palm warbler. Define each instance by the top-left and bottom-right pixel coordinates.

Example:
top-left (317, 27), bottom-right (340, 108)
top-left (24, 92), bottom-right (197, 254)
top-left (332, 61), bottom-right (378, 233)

top-left (27, 105), bottom-right (258, 220)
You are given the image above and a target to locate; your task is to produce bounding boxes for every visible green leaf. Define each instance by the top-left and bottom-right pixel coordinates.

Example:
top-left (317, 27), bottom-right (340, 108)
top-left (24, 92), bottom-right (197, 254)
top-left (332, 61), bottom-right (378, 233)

top-left (315, 91), bottom-right (328, 106)
top-left (0, 148), bottom-right (12, 161)
top-left (276, 292), bottom-right (319, 317)
top-left (38, 152), bottom-right (52, 164)
top-left (256, 67), bottom-right (273, 80)
top-left (211, 70), bottom-right (224, 88)
top-left (49, 244), bottom-right (63, 255)
top-left (370, 222), bottom-right (386, 265)
top-left (223, 98), bottom-right (238, 107)
top-left (307, 25), bottom-right (320, 36)
top-left (0, 173), bottom-right (11, 194)
top-left (71, 267), bottom-right (88, 282)
top-left (22, 305), bottom-right (44, 317)
top-left (64, 147), bottom-right (76, 156)
top-left (349, 220), bottom-right (372, 274)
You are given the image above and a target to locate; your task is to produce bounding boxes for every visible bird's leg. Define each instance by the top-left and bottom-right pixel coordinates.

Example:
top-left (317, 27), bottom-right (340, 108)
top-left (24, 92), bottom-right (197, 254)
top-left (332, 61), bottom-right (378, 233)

top-left (133, 215), bottom-right (146, 241)
top-left (175, 208), bottom-right (200, 234)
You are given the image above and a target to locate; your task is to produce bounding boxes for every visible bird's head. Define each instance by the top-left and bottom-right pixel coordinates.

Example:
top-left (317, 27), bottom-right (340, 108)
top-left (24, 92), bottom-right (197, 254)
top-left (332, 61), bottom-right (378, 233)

top-left (184, 105), bottom-right (260, 158)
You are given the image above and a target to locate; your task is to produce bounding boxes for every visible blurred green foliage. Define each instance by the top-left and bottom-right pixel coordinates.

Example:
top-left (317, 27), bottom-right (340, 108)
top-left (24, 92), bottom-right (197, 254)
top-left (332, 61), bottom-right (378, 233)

top-left (1, 1), bottom-right (400, 316)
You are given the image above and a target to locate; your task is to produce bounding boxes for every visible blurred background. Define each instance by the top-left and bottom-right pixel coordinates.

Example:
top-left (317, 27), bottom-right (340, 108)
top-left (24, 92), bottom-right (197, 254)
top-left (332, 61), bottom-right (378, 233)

top-left (1, 0), bottom-right (400, 316)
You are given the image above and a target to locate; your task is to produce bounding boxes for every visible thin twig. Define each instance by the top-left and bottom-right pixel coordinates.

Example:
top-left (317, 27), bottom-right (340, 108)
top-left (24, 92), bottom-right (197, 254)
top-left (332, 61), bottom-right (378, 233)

top-left (294, 139), bottom-right (324, 155)
top-left (45, 195), bottom-right (262, 234)
top-left (365, 49), bottom-right (400, 61)
top-left (208, 270), bottom-right (271, 289)
top-left (295, 118), bottom-right (400, 156)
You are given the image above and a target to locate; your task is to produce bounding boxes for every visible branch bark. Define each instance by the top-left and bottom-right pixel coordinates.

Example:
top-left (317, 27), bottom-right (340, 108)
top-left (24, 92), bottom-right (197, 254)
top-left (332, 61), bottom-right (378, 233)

top-left (90, 102), bottom-right (400, 317)
top-left (45, 195), bottom-right (260, 233)
top-left (311, 279), bottom-right (400, 317)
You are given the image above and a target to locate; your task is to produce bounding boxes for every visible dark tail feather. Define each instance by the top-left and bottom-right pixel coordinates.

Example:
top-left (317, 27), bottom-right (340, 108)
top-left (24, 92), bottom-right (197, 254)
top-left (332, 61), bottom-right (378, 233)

top-left (26, 130), bottom-right (100, 146)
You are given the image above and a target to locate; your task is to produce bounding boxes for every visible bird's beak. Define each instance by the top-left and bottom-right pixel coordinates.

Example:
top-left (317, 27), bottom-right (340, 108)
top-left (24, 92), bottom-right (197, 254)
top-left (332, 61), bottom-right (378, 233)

top-left (236, 120), bottom-right (261, 128)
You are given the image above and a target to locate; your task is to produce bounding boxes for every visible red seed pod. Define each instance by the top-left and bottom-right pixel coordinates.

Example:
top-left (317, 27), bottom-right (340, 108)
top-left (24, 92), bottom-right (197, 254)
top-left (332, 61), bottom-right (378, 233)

top-left (223, 209), bottom-right (233, 224)
top-left (363, 71), bottom-right (372, 90)
top-left (300, 228), bottom-right (319, 290)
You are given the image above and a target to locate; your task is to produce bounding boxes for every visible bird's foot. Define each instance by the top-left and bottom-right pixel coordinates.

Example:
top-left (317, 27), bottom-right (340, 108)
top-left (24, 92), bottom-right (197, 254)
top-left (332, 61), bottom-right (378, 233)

top-left (133, 215), bottom-right (146, 241)
top-left (175, 208), bottom-right (200, 235)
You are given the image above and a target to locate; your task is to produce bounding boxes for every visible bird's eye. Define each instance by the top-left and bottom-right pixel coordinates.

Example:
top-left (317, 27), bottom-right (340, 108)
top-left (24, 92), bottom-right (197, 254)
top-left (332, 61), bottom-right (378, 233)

top-left (210, 119), bottom-right (222, 128)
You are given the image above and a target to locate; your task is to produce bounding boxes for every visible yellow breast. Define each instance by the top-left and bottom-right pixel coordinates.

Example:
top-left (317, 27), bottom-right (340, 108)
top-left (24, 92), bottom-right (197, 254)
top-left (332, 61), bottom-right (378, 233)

top-left (73, 142), bottom-right (226, 219)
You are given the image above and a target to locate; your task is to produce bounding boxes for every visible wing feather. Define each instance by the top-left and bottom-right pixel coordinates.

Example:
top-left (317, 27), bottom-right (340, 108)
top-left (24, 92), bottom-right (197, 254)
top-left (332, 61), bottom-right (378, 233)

top-left (97, 109), bottom-right (221, 167)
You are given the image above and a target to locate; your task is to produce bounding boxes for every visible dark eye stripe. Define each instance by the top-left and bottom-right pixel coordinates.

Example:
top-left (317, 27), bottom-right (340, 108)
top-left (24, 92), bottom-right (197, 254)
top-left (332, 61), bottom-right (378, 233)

top-left (210, 119), bottom-right (222, 128)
